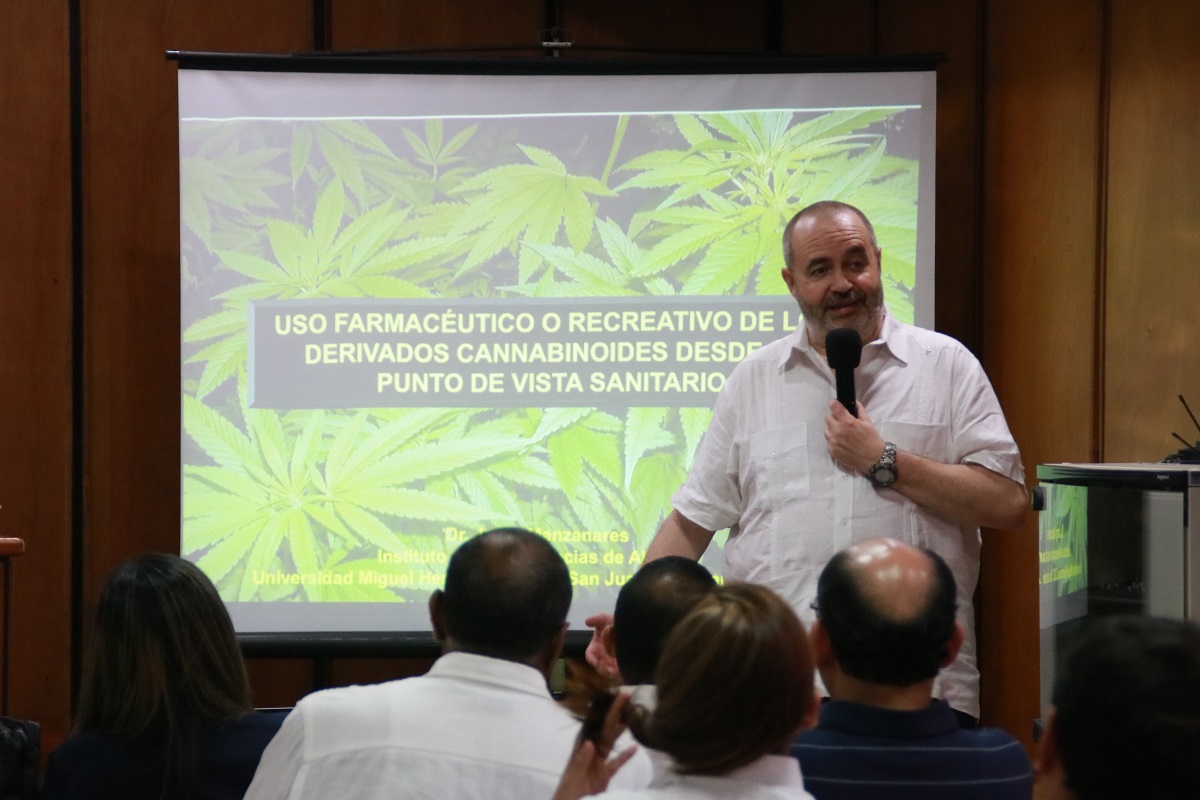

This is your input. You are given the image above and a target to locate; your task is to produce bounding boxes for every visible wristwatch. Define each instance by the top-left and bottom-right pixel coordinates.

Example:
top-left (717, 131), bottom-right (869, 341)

top-left (868, 442), bottom-right (898, 488)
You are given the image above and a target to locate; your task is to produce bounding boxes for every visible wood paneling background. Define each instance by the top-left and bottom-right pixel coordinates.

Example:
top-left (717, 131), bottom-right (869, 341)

top-left (77, 0), bottom-right (314, 715)
top-left (561, 0), bottom-right (768, 54)
top-left (329, 0), bottom-right (542, 52)
top-left (1103, 0), bottom-right (1200, 461)
top-left (2, 0), bottom-right (1197, 757)
top-left (79, 0), bottom-right (314, 602)
top-left (0, 2), bottom-right (74, 735)
top-left (981, 0), bottom-right (1104, 747)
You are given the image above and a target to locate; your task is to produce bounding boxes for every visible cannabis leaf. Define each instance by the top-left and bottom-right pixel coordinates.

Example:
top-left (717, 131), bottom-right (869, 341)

top-left (183, 392), bottom-right (533, 602)
top-left (616, 109), bottom-right (919, 304)
top-left (180, 139), bottom-right (287, 244)
top-left (449, 145), bottom-right (616, 279)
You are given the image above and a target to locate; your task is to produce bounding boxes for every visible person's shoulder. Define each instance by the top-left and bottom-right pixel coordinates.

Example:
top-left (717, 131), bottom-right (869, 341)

top-left (721, 332), bottom-right (795, 386)
top-left (963, 725), bottom-right (1023, 744)
top-left (890, 321), bottom-right (989, 381)
top-left (48, 729), bottom-right (106, 755)
top-left (745, 331), bottom-right (795, 362)
top-left (205, 713), bottom-right (290, 781)
top-left (48, 730), bottom-right (143, 764)
top-left (44, 731), bottom-right (160, 800)
top-left (938, 725), bottom-right (1032, 778)
top-left (791, 725), bottom-right (841, 748)
top-left (292, 677), bottom-right (412, 717)
top-left (961, 725), bottom-right (1030, 757)
top-left (955, 727), bottom-right (1034, 795)
top-left (892, 319), bottom-right (971, 354)
top-left (218, 709), bottom-right (289, 742)
top-left (238, 708), bottom-right (290, 727)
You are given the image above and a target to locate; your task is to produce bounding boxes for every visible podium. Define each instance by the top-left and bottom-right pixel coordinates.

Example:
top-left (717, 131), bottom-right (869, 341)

top-left (1035, 463), bottom-right (1200, 711)
top-left (0, 538), bottom-right (24, 715)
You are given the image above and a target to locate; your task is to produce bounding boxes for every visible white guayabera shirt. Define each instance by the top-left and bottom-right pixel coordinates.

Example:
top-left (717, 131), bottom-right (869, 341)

top-left (599, 754), bottom-right (818, 800)
top-left (244, 651), bottom-right (652, 800)
top-left (673, 310), bottom-right (1024, 720)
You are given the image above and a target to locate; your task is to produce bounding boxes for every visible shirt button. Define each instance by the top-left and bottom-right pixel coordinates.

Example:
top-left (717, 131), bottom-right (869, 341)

top-left (840, 520), bottom-right (848, 527)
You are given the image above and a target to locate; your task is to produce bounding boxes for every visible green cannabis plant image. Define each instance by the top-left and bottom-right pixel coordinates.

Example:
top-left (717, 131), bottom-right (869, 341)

top-left (181, 108), bottom-right (920, 603)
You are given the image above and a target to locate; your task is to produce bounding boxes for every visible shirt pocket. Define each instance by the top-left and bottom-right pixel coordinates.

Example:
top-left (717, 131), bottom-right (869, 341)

top-left (878, 419), bottom-right (951, 548)
top-left (745, 423), bottom-right (810, 506)
top-left (883, 419), bottom-right (951, 462)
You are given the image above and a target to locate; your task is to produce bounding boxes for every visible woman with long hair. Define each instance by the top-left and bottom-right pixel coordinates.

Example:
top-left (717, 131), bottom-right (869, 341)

top-left (43, 553), bottom-right (284, 800)
top-left (556, 582), bottom-right (820, 799)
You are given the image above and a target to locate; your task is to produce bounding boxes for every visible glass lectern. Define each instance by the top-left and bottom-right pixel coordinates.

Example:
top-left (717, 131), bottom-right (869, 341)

top-left (1035, 462), bottom-right (1200, 712)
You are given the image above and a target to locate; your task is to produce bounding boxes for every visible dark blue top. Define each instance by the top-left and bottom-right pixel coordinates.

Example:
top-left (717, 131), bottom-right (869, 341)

top-left (42, 710), bottom-right (286, 800)
top-left (791, 700), bottom-right (1033, 800)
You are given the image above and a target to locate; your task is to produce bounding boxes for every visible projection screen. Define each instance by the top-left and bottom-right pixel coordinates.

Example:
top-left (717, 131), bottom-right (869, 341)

top-left (176, 57), bottom-right (937, 641)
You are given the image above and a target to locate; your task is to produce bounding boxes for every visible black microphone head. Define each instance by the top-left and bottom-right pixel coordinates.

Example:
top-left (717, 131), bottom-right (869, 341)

top-left (825, 328), bottom-right (862, 370)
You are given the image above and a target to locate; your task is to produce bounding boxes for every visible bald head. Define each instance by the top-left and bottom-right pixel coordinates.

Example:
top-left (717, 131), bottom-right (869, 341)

top-left (815, 538), bottom-right (958, 687)
top-left (437, 527), bottom-right (571, 664)
top-left (841, 538), bottom-right (941, 622)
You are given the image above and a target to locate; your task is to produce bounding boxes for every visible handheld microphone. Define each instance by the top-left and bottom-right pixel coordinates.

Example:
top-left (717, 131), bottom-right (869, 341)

top-left (825, 328), bottom-right (862, 417)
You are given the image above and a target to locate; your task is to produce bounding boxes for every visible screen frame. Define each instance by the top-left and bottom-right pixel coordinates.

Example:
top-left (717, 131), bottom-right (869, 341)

top-left (173, 52), bottom-right (941, 654)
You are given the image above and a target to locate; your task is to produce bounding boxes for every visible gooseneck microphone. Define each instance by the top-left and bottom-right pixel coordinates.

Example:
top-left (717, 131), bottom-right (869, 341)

top-left (825, 328), bottom-right (862, 418)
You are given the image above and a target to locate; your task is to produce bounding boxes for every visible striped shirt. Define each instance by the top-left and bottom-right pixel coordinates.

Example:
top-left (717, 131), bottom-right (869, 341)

top-left (791, 700), bottom-right (1033, 800)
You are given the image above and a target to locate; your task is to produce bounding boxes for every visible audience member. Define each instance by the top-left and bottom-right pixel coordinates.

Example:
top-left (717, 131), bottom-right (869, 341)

top-left (245, 527), bottom-right (650, 800)
top-left (607, 556), bottom-right (717, 689)
top-left (580, 557), bottom-right (718, 777)
top-left (791, 538), bottom-right (1032, 799)
top-left (43, 553), bottom-right (284, 800)
top-left (1035, 614), bottom-right (1200, 800)
top-left (556, 583), bottom-right (820, 799)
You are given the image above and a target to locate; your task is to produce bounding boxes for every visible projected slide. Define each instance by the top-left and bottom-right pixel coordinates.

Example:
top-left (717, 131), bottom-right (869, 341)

top-left (178, 65), bottom-right (935, 635)
top-left (1038, 482), bottom-right (1090, 629)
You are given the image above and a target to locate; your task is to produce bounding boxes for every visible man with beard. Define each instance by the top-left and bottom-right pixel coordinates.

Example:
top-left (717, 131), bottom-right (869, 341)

top-left (638, 200), bottom-right (1027, 723)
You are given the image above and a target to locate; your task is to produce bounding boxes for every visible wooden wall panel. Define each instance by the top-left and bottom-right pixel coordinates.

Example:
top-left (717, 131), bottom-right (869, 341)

top-left (1103, 0), bottom-right (1200, 462)
top-left (80, 0), bottom-right (312, 600)
top-left (982, 0), bottom-right (1104, 747)
top-left (330, 657), bottom-right (434, 687)
top-left (331, 0), bottom-right (542, 52)
top-left (245, 659), bottom-right (318, 709)
top-left (878, 0), bottom-right (983, 351)
top-left (0, 2), bottom-right (74, 733)
top-left (780, 1), bottom-right (874, 55)
top-left (562, 0), bottom-right (766, 54)
top-left (79, 0), bottom-right (313, 711)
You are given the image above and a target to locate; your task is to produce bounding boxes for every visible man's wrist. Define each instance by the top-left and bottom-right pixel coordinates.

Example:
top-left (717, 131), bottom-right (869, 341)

top-left (868, 442), bottom-right (899, 488)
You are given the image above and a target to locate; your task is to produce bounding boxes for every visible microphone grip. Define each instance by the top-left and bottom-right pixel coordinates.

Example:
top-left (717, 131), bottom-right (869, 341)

top-left (835, 369), bottom-right (857, 417)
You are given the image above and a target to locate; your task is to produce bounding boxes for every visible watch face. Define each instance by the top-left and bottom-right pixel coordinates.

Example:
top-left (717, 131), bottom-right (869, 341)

top-left (871, 465), bottom-right (897, 487)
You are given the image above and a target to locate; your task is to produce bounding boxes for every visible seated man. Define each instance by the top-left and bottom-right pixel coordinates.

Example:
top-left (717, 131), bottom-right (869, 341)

top-left (245, 527), bottom-right (650, 800)
top-left (791, 538), bottom-right (1032, 800)
top-left (603, 556), bottom-right (717, 691)
top-left (1035, 615), bottom-right (1200, 800)
top-left (577, 557), bottom-right (716, 781)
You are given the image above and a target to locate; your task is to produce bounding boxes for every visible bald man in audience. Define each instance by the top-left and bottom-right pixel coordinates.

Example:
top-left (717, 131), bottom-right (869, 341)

top-left (791, 538), bottom-right (1032, 800)
top-left (245, 527), bottom-right (650, 800)
top-left (1035, 615), bottom-right (1200, 800)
